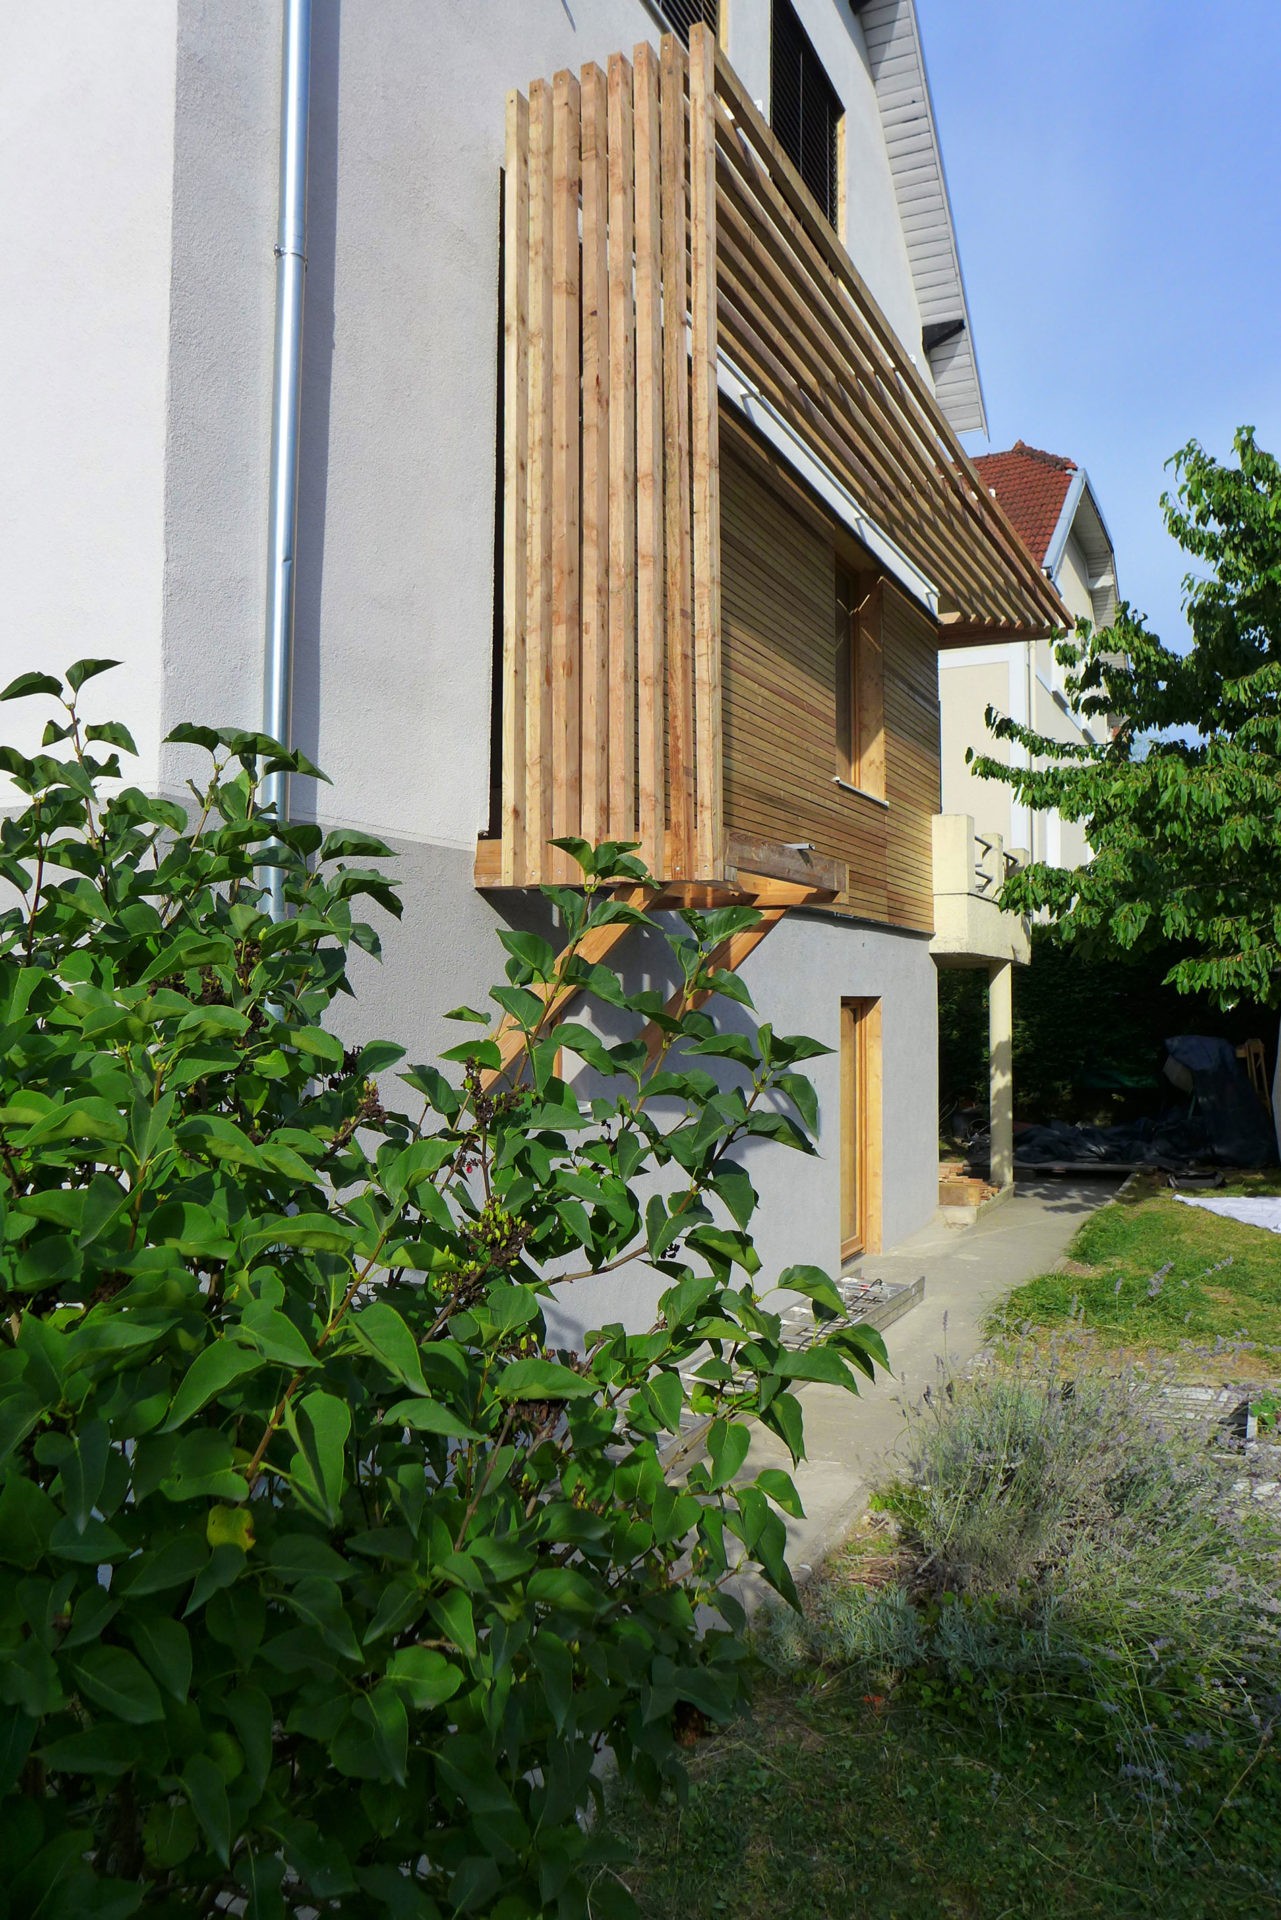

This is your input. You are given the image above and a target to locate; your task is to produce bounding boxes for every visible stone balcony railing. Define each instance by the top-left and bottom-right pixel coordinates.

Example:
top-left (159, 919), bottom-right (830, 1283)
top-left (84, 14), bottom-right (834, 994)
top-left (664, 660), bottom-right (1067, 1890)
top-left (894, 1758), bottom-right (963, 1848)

top-left (930, 812), bottom-right (1031, 967)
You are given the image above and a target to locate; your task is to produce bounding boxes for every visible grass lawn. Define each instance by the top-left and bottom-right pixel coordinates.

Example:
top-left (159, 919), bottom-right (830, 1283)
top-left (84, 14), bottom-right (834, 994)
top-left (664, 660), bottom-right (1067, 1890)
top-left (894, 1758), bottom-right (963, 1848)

top-left (990, 1183), bottom-right (1281, 1366)
top-left (612, 1680), bottom-right (1281, 1919)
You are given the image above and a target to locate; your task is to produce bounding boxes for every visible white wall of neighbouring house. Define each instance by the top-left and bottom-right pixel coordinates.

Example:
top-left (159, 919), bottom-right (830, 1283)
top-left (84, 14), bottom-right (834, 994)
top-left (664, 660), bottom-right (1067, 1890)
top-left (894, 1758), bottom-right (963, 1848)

top-left (0, 0), bottom-right (177, 791)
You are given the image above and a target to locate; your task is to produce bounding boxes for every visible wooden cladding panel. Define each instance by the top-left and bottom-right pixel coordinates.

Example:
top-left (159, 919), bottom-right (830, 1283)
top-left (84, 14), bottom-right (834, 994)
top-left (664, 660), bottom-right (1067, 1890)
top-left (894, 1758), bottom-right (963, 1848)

top-left (721, 450), bottom-right (890, 924)
top-left (721, 442), bottom-right (939, 933)
top-left (497, 30), bottom-right (723, 889)
top-left (883, 585), bottom-right (942, 933)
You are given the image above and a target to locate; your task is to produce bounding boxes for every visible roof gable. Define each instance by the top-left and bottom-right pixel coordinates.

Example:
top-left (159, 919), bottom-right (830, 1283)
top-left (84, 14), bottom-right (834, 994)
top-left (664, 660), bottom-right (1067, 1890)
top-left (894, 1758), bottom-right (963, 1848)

top-left (971, 441), bottom-right (1076, 566)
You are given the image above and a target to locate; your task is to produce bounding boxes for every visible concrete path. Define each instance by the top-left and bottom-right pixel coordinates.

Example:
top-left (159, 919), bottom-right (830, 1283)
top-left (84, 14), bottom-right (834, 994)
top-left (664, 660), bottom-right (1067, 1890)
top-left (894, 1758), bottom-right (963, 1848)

top-left (746, 1175), bottom-right (1120, 1588)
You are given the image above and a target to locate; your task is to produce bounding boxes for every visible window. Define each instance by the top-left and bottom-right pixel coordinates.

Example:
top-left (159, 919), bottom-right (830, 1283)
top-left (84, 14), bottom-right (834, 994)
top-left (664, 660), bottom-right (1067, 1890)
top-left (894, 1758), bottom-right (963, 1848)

top-left (835, 571), bottom-right (885, 797)
top-left (770, 0), bottom-right (842, 227)
top-left (657, 0), bottom-right (719, 45)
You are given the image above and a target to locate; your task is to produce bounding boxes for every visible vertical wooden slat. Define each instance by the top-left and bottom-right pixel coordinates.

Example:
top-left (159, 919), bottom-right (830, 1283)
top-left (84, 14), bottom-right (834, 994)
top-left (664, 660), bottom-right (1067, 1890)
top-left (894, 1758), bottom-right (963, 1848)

top-left (550, 69), bottom-right (581, 883)
top-left (607, 52), bottom-right (637, 847)
top-left (580, 63), bottom-right (610, 849)
top-left (501, 91), bottom-right (530, 886)
top-left (688, 23), bottom-right (722, 880)
top-left (660, 33), bottom-right (693, 879)
top-left (525, 80), bottom-right (554, 883)
top-left (633, 43), bottom-right (665, 878)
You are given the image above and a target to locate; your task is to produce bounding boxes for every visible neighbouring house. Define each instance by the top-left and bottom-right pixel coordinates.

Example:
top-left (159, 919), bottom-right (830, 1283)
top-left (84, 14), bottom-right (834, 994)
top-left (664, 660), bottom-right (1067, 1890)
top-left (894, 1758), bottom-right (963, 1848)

top-left (941, 440), bottom-right (1119, 871)
top-left (1, 0), bottom-right (1067, 1329)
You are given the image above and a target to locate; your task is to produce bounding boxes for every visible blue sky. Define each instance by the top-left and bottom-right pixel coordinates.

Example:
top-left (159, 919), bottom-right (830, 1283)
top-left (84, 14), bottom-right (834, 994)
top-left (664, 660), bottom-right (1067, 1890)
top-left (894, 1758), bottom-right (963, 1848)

top-left (921, 0), bottom-right (1281, 651)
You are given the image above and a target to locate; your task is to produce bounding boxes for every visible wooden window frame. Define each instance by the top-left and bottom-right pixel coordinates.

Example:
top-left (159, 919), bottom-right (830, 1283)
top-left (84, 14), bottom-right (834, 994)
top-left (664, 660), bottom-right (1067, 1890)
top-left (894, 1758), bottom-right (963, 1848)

top-left (840, 997), bottom-right (883, 1263)
top-left (834, 570), bottom-right (886, 801)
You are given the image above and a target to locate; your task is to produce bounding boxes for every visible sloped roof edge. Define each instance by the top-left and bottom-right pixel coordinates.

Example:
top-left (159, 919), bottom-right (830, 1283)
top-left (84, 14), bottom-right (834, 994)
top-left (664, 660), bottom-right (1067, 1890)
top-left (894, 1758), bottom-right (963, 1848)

top-left (854, 0), bottom-right (988, 437)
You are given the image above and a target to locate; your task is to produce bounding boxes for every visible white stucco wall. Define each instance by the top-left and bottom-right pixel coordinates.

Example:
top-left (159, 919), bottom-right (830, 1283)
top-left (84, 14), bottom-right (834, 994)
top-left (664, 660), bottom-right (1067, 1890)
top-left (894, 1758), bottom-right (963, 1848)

top-left (0, 1), bottom-right (176, 788)
top-left (154, 0), bottom-right (930, 845)
top-left (938, 650), bottom-right (1015, 848)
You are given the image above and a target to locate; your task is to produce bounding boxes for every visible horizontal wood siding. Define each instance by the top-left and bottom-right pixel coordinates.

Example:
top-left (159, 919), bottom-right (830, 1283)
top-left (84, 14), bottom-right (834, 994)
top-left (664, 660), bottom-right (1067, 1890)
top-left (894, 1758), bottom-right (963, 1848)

top-left (883, 585), bottom-right (941, 931)
top-left (721, 440), bottom-right (939, 931)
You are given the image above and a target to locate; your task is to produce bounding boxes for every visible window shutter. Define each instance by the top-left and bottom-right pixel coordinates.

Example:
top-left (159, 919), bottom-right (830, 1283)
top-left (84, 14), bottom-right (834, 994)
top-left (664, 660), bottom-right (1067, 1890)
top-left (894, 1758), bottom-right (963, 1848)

top-left (770, 0), bottom-right (841, 228)
top-left (657, 0), bottom-right (719, 46)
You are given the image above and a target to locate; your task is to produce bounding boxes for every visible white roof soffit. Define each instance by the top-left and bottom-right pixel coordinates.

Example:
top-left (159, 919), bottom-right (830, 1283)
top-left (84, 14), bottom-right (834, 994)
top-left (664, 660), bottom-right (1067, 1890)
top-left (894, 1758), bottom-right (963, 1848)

top-left (854, 0), bottom-right (988, 437)
top-left (1044, 469), bottom-right (1118, 628)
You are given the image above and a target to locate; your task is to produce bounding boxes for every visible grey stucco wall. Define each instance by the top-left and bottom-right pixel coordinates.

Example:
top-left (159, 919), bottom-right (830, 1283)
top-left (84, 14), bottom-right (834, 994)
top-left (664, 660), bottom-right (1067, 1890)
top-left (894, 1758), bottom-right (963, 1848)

top-left (323, 830), bottom-right (939, 1341)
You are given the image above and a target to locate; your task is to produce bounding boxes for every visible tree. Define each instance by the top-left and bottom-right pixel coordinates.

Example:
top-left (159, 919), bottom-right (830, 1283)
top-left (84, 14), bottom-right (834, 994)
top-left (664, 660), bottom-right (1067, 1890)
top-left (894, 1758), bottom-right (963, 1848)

top-left (0, 664), bottom-right (882, 1918)
top-left (971, 428), bottom-right (1281, 1010)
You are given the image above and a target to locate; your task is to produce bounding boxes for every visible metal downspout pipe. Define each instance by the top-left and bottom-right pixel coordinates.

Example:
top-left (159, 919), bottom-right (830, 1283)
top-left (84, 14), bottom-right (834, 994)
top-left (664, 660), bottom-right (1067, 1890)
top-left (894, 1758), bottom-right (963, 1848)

top-left (262, 0), bottom-right (312, 921)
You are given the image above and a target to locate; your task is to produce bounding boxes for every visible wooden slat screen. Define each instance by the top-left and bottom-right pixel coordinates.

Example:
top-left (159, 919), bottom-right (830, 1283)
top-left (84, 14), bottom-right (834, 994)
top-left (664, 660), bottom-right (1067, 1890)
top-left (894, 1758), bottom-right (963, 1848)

top-left (495, 26), bottom-right (1065, 893)
top-left (499, 32), bottom-right (721, 888)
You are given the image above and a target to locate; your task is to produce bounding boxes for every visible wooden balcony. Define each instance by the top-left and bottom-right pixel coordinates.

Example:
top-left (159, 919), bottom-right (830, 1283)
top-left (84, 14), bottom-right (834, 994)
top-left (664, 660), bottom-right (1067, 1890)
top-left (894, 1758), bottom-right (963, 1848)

top-left (483, 25), bottom-right (1067, 894)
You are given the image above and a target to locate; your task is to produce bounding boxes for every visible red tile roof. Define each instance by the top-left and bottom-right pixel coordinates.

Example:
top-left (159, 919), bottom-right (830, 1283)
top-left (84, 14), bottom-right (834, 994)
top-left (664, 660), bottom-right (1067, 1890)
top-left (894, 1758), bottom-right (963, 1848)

top-left (971, 441), bottom-right (1076, 566)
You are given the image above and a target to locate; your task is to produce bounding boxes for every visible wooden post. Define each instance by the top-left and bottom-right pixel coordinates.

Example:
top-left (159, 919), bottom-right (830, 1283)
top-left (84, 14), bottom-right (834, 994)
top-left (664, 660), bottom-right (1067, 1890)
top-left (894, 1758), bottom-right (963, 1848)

top-left (633, 43), bottom-right (665, 879)
top-left (500, 91), bottom-right (530, 885)
top-left (550, 69), bottom-right (581, 883)
top-left (688, 23), bottom-right (722, 880)
top-left (580, 63), bottom-right (610, 849)
top-left (660, 34), bottom-right (693, 879)
top-left (525, 80), bottom-right (554, 884)
top-left (607, 52), bottom-right (637, 847)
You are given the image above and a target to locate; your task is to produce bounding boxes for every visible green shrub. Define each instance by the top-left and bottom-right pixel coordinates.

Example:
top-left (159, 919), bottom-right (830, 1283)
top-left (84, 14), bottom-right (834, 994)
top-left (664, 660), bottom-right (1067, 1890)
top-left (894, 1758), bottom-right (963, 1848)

top-left (0, 664), bottom-right (883, 1918)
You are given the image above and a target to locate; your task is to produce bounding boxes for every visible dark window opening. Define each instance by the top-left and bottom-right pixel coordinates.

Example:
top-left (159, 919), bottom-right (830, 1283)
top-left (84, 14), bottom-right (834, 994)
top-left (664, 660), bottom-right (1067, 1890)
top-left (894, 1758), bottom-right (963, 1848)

top-left (770, 0), bottom-right (842, 228)
top-left (657, 0), bottom-right (719, 45)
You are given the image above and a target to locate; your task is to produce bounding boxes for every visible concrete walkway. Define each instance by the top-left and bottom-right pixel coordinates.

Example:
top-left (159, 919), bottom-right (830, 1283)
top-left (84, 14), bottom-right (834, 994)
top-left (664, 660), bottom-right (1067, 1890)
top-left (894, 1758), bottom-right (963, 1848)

top-left (747, 1175), bottom-right (1121, 1586)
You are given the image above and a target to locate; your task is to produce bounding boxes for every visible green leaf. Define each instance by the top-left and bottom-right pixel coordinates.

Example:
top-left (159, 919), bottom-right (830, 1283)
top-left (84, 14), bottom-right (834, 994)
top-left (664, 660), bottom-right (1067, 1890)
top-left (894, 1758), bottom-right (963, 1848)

top-left (755, 1467), bottom-right (805, 1518)
top-left (384, 1397), bottom-right (480, 1440)
top-left (235, 1301), bottom-right (316, 1370)
top-left (495, 1357), bottom-right (596, 1401)
top-left (72, 1645), bottom-right (165, 1724)
top-left (162, 1343), bottom-right (264, 1431)
top-left (705, 1418), bottom-right (751, 1491)
top-left (126, 1616), bottom-right (193, 1702)
top-left (183, 1753), bottom-right (232, 1865)
top-left (0, 672), bottom-right (62, 702)
top-left (40, 1724), bottom-right (139, 1777)
top-left (286, 1391), bottom-right (351, 1526)
top-left (66, 657), bottom-right (121, 693)
top-left (385, 1645), bottom-right (464, 1710)
top-left (777, 1264), bottom-right (845, 1322)
top-left (0, 1476), bottom-right (57, 1568)
top-left (349, 1300), bottom-right (428, 1395)
top-left (142, 1798), bottom-right (199, 1871)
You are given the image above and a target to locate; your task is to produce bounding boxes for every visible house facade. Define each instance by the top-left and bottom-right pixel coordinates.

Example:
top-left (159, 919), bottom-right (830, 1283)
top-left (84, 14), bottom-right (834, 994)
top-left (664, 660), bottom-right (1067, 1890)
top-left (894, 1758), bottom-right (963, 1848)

top-left (940, 441), bottom-right (1119, 870)
top-left (1, 0), bottom-right (1066, 1328)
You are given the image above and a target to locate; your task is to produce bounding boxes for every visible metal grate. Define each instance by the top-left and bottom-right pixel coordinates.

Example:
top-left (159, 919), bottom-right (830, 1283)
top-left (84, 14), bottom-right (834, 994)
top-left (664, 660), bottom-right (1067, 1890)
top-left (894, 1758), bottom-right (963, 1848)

top-left (654, 0), bottom-right (719, 46)
top-left (770, 0), bottom-right (841, 228)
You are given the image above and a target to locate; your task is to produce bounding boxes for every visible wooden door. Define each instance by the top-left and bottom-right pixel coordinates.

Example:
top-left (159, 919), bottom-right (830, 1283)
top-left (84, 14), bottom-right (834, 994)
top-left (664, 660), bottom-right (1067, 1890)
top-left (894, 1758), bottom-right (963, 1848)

top-left (840, 997), bottom-right (883, 1263)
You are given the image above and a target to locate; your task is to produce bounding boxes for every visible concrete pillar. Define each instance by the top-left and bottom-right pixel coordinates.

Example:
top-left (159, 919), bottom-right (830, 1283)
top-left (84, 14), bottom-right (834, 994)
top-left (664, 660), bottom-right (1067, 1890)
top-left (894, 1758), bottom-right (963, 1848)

top-left (988, 959), bottom-right (1014, 1190)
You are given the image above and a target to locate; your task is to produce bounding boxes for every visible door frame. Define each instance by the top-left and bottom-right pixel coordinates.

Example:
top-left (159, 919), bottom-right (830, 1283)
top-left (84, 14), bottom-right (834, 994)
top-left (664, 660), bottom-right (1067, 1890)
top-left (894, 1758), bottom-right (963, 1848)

top-left (840, 997), bottom-right (883, 1264)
